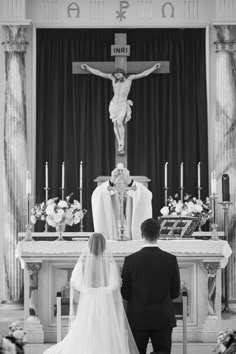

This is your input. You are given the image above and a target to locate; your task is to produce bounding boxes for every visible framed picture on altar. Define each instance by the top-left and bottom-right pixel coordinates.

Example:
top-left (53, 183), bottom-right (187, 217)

top-left (159, 216), bottom-right (199, 238)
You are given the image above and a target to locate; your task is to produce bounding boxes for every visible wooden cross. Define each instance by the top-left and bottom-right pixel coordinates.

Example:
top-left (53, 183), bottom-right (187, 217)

top-left (72, 33), bottom-right (169, 167)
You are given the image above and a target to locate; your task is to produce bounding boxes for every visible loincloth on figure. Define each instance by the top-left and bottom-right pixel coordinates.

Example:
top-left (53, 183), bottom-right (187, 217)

top-left (109, 99), bottom-right (133, 124)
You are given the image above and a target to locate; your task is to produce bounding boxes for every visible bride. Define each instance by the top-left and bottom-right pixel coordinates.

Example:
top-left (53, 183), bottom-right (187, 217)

top-left (44, 233), bottom-right (139, 354)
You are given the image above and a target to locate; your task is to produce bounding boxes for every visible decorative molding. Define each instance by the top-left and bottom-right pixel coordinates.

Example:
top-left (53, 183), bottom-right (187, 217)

top-left (89, 0), bottom-right (104, 20)
top-left (137, 0), bottom-right (152, 20)
top-left (203, 262), bottom-right (220, 316)
top-left (2, 25), bottom-right (28, 52)
top-left (42, 0), bottom-right (58, 21)
top-left (26, 262), bottom-right (42, 316)
top-left (216, 0), bottom-right (236, 19)
top-left (3, 0), bottom-right (26, 19)
top-left (184, 0), bottom-right (199, 20)
top-left (214, 39), bottom-right (236, 53)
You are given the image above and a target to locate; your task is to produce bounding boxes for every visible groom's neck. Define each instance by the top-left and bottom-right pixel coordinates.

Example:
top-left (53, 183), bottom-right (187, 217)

top-left (143, 239), bottom-right (158, 245)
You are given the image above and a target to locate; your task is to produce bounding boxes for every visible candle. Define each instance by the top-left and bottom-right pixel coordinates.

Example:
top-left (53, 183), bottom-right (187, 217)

top-left (222, 174), bottom-right (230, 201)
top-left (211, 170), bottom-right (216, 194)
top-left (164, 162), bottom-right (168, 188)
top-left (62, 162), bottom-right (65, 189)
top-left (197, 162), bottom-right (201, 188)
top-left (26, 171), bottom-right (31, 195)
top-left (180, 162), bottom-right (183, 188)
top-left (45, 162), bottom-right (48, 188)
top-left (80, 161), bottom-right (83, 189)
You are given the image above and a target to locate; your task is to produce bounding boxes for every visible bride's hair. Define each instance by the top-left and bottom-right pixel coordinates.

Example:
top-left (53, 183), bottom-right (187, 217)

top-left (88, 233), bottom-right (106, 256)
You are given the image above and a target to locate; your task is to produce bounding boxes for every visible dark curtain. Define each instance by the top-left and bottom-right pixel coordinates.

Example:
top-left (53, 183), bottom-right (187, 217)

top-left (36, 28), bottom-right (208, 231)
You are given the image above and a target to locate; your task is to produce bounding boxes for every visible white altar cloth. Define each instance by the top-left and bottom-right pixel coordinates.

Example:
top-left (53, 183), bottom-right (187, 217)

top-left (16, 239), bottom-right (232, 268)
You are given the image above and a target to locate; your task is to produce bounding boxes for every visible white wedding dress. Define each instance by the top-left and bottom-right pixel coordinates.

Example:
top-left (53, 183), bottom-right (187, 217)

top-left (44, 234), bottom-right (138, 354)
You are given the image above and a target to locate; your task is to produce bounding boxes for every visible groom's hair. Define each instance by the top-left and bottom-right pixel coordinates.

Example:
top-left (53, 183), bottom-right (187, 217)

top-left (141, 218), bottom-right (161, 241)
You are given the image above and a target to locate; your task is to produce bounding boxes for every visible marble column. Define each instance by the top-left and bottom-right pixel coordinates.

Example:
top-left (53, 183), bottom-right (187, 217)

top-left (24, 263), bottom-right (44, 343)
top-left (2, 25), bottom-right (28, 301)
top-left (214, 25), bottom-right (236, 300)
top-left (202, 261), bottom-right (221, 342)
top-left (203, 262), bottom-right (220, 316)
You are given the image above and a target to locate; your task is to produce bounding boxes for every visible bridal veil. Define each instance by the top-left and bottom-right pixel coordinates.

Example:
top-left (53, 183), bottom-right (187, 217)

top-left (44, 233), bottom-right (139, 354)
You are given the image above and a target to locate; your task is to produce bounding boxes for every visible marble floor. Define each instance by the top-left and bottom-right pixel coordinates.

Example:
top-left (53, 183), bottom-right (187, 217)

top-left (1, 303), bottom-right (236, 354)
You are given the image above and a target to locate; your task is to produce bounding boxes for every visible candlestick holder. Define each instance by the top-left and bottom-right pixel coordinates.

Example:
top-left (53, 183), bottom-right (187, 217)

top-left (163, 187), bottom-right (169, 206)
top-left (44, 187), bottom-right (50, 232)
top-left (179, 187), bottom-right (184, 202)
top-left (60, 188), bottom-right (65, 201)
top-left (25, 224), bottom-right (33, 241)
top-left (210, 223), bottom-right (219, 240)
top-left (79, 186), bottom-right (84, 232)
top-left (24, 194), bottom-right (33, 241)
top-left (209, 193), bottom-right (218, 224)
top-left (197, 186), bottom-right (203, 201)
top-left (218, 201), bottom-right (235, 316)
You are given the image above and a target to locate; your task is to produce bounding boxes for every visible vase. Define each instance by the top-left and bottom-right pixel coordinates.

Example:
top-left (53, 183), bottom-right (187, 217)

top-left (55, 223), bottom-right (66, 241)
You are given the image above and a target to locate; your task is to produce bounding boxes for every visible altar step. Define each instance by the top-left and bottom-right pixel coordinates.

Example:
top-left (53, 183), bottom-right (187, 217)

top-left (1, 303), bottom-right (236, 354)
top-left (25, 342), bottom-right (216, 354)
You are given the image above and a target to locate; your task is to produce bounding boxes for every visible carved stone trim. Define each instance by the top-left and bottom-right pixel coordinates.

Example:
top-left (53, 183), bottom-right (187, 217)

top-left (2, 25), bottom-right (28, 53)
top-left (203, 262), bottom-right (220, 316)
top-left (26, 263), bottom-right (42, 316)
top-left (214, 40), bottom-right (236, 53)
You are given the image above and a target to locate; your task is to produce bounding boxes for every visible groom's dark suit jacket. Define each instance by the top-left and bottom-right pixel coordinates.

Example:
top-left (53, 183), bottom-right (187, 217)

top-left (121, 246), bottom-right (180, 330)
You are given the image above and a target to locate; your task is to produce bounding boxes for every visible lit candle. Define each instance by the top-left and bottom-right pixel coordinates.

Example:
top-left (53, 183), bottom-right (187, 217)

top-left (45, 162), bottom-right (48, 188)
top-left (180, 162), bottom-right (183, 188)
top-left (211, 170), bottom-right (216, 194)
top-left (197, 162), bottom-right (201, 188)
top-left (62, 162), bottom-right (65, 189)
top-left (80, 161), bottom-right (83, 189)
top-left (26, 171), bottom-right (31, 195)
top-left (164, 162), bottom-right (168, 188)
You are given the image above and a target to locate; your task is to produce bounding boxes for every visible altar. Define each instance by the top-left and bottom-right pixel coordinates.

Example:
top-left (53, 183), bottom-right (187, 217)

top-left (16, 237), bottom-right (231, 352)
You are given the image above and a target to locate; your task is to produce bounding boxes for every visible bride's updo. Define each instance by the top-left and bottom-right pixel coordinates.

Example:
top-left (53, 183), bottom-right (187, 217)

top-left (88, 233), bottom-right (106, 256)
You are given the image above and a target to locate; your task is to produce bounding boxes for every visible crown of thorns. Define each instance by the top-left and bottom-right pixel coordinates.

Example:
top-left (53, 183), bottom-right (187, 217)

top-left (112, 67), bottom-right (127, 78)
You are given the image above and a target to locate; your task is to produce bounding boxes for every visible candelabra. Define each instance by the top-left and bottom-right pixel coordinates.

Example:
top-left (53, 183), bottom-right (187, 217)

top-left (179, 187), bottom-right (184, 202)
top-left (44, 186), bottom-right (50, 231)
top-left (163, 186), bottom-right (169, 206)
top-left (79, 186), bottom-right (84, 232)
top-left (209, 193), bottom-right (218, 224)
top-left (24, 193), bottom-right (33, 241)
top-left (197, 186), bottom-right (202, 201)
top-left (218, 201), bottom-right (235, 316)
top-left (61, 187), bottom-right (65, 201)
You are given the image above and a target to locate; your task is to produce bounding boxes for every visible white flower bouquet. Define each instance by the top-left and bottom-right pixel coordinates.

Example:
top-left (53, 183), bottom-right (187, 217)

top-left (160, 193), bottom-right (212, 226)
top-left (0, 321), bottom-right (26, 354)
top-left (31, 193), bottom-right (86, 228)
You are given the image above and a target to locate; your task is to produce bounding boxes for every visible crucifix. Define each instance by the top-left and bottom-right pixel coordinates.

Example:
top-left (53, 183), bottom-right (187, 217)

top-left (72, 33), bottom-right (169, 167)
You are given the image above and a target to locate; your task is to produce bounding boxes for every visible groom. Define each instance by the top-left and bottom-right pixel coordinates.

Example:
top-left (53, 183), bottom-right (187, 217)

top-left (121, 218), bottom-right (180, 354)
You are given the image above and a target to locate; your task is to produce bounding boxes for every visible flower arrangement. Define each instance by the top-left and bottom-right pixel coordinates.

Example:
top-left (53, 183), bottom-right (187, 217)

top-left (31, 193), bottom-right (86, 228)
top-left (160, 193), bottom-right (212, 226)
top-left (214, 328), bottom-right (236, 353)
top-left (0, 321), bottom-right (26, 354)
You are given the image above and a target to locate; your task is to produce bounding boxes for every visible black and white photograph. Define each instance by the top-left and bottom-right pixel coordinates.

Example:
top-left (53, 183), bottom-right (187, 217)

top-left (0, 1), bottom-right (236, 353)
